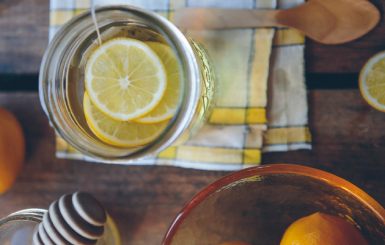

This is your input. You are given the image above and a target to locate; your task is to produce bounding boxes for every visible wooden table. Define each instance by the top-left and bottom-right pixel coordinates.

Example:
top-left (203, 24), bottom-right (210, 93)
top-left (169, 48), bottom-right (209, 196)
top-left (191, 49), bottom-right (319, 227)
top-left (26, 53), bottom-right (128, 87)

top-left (0, 0), bottom-right (385, 244)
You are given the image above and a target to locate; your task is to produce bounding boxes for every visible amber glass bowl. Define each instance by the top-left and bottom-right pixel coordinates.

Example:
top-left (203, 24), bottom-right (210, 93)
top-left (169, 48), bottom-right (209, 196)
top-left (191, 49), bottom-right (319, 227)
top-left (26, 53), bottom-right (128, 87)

top-left (163, 164), bottom-right (385, 245)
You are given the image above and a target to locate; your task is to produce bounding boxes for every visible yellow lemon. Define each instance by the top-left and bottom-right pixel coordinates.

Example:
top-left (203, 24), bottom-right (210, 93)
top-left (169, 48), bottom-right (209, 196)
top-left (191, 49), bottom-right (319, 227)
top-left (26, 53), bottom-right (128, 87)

top-left (96, 215), bottom-right (121, 245)
top-left (135, 42), bottom-right (181, 123)
top-left (280, 212), bottom-right (368, 245)
top-left (83, 92), bottom-right (168, 147)
top-left (85, 38), bottom-right (166, 121)
top-left (359, 51), bottom-right (385, 112)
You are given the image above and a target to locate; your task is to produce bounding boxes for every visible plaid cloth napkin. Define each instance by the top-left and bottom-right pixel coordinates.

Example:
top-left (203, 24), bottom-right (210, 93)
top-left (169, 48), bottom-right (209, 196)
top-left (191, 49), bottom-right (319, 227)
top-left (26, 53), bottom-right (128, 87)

top-left (50, 0), bottom-right (311, 170)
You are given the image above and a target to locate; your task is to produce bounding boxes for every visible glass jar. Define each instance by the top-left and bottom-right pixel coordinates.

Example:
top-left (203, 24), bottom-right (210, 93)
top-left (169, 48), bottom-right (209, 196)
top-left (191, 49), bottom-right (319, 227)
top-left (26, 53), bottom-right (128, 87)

top-left (39, 5), bottom-right (215, 162)
top-left (0, 209), bottom-right (45, 244)
top-left (0, 209), bottom-right (120, 244)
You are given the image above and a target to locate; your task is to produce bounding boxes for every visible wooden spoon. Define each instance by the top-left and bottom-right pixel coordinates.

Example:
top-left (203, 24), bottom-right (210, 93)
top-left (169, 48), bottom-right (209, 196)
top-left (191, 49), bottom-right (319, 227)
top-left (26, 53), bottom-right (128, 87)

top-left (174, 0), bottom-right (380, 44)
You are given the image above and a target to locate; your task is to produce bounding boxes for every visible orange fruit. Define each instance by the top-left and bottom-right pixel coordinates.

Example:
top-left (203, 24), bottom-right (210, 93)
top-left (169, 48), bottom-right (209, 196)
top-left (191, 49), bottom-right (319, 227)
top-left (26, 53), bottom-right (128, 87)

top-left (280, 212), bottom-right (368, 245)
top-left (0, 108), bottom-right (25, 194)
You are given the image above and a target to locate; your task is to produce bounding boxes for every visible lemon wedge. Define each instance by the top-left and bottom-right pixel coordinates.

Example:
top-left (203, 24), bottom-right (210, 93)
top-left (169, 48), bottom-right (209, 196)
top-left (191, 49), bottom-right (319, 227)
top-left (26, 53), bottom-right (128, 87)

top-left (83, 93), bottom-right (168, 147)
top-left (135, 42), bottom-right (181, 123)
top-left (85, 38), bottom-right (166, 121)
top-left (359, 51), bottom-right (385, 112)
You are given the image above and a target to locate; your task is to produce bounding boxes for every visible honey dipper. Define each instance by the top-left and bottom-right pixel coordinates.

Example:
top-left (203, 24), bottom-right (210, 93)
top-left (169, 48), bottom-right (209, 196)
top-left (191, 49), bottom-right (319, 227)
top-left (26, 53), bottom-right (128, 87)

top-left (32, 192), bottom-right (107, 245)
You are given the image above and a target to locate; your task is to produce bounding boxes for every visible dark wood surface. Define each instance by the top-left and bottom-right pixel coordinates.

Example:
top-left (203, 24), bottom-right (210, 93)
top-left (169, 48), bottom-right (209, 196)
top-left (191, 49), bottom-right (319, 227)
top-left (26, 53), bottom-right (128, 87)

top-left (0, 91), bottom-right (384, 244)
top-left (0, 0), bottom-right (385, 244)
top-left (1, 0), bottom-right (385, 74)
top-left (0, 0), bottom-right (48, 74)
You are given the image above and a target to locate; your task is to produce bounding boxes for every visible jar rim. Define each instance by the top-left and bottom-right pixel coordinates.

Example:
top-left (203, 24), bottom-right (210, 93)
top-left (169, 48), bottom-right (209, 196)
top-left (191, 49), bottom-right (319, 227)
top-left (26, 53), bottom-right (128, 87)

top-left (0, 209), bottom-right (46, 226)
top-left (39, 5), bottom-right (200, 161)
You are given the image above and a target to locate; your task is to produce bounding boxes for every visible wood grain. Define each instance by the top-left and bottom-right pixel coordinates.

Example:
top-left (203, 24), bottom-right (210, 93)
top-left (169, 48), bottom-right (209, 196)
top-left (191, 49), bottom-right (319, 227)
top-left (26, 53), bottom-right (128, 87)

top-left (306, 0), bottom-right (385, 73)
top-left (0, 0), bottom-right (384, 74)
top-left (0, 0), bottom-right (49, 74)
top-left (0, 91), bottom-right (384, 244)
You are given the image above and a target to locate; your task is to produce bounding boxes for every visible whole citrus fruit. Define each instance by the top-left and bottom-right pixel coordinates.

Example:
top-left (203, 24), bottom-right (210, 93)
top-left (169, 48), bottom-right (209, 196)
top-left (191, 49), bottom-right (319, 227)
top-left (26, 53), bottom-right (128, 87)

top-left (280, 212), bottom-right (368, 245)
top-left (0, 108), bottom-right (25, 194)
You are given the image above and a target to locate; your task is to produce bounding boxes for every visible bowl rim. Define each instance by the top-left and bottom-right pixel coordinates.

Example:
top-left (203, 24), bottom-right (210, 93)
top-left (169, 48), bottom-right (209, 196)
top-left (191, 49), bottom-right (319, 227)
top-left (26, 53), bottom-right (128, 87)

top-left (162, 163), bottom-right (385, 244)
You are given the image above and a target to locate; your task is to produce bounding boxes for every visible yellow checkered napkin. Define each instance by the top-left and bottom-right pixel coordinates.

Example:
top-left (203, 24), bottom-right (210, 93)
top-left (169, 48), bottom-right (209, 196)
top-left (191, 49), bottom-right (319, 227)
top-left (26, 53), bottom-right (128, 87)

top-left (264, 0), bottom-right (311, 151)
top-left (51, 0), bottom-right (311, 170)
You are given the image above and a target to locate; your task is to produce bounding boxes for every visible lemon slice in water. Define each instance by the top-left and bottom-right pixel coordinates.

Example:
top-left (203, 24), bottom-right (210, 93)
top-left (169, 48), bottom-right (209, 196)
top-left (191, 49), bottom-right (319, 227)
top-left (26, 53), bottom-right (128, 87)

top-left (135, 42), bottom-right (181, 123)
top-left (83, 93), bottom-right (168, 147)
top-left (85, 38), bottom-right (166, 121)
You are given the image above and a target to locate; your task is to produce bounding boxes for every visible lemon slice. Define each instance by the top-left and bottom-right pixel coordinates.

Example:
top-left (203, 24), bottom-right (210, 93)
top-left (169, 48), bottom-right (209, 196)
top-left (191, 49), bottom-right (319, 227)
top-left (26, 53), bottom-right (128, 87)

top-left (135, 42), bottom-right (181, 123)
top-left (83, 93), bottom-right (168, 147)
top-left (85, 38), bottom-right (167, 121)
top-left (96, 215), bottom-right (121, 245)
top-left (359, 51), bottom-right (385, 112)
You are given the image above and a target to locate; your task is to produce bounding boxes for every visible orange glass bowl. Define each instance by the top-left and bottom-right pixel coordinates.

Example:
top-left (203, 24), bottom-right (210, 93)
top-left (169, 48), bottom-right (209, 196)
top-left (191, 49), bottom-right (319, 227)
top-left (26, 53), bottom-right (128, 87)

top-left (163, 164), bottom-right (385, 245)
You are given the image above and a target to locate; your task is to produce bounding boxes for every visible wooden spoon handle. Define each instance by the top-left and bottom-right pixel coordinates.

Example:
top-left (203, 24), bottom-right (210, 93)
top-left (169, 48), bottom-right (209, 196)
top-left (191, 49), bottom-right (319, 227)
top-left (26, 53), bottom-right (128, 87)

top-left (174, 8), bottom-right (284, 30)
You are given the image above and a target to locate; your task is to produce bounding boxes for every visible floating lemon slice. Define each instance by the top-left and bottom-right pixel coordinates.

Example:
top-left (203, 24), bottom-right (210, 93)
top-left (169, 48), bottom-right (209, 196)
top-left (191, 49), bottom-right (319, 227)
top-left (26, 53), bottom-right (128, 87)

top-left (83, 93), bottom-right (168, 147)
top-left (85, 38), bottom-right (166, 121)
top-left (135, 42), bottom-right (181, 123)
top-left (359, 51), bottom-right (385, 112)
